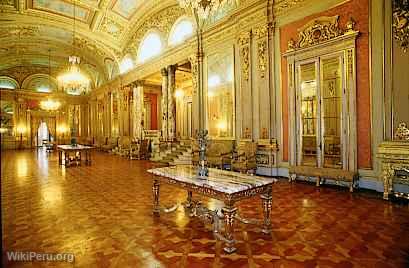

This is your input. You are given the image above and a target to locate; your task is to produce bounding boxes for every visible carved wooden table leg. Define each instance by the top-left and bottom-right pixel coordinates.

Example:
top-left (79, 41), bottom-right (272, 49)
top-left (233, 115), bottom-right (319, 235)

top-left (222, 203), bottom-right (237, 254)
top-left (261, 190), bottom-right (272, 234)
top-left (58, 150), bottom-right (62, 165)
top-left (152, 179), bottom-right (160, 216)
top-left (186, 191), bottom-right (193, 208)
top-left (383, 163), bottom-right (393, 200)
top-left (316, 176), bottom-right (321, 187)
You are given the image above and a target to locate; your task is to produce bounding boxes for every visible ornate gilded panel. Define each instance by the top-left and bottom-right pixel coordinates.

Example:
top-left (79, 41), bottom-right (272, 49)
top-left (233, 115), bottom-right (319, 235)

top-left (392, 0), bottom-right (409, 52)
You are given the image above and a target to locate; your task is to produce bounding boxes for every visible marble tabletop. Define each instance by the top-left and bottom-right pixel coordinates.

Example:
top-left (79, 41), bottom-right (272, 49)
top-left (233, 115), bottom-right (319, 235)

top-left (147, 165), bottom-right (277, 195)
top-left (57, 145), bottom-right (93, 150)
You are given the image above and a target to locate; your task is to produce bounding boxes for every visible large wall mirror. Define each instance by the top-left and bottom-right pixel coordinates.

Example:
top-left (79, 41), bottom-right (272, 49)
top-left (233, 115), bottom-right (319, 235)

top-left (0, 100), bottom-right (14, 137)
top-left (206, 48), bottom-right (235, 138)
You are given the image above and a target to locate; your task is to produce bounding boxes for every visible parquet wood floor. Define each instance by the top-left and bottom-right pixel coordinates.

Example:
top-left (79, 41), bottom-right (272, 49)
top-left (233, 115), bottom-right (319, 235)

top-left (1, 149), bottom-right (409, 267)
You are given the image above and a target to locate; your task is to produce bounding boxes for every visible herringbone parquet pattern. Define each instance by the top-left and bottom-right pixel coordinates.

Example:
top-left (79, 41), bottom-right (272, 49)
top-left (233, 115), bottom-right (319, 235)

top-left (2, 149), bottom-right (409, 267)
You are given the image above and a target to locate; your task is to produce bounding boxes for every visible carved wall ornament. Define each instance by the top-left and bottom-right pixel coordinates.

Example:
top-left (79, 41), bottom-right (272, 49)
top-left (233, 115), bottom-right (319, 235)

top-left (100, 17), bottom-right (124, 38)
top-left (257, 40), bottom-right (267, 78)
top-left (261, 127), bottom-right (268, 139)
top-left (286, 15), bottom-right (359, 51)
top-left (392, 0), bottom-right (409, 52)
top-left (74, 37), bottom-right (107, 58)
top-left (287, 39), bottom-right (295, 51)
top-left (188, 55), bottom-right (198, 94)
top-left (345, 17), bottom-right (356, 34)
top-left (238, 31), bottom-right (251, 46)
top-left (254, 25), bottom-right (268, 39)
top-left (243, 127), bottom-right (251, 139)
top-left (347, 49), bottom-right (353, 75)
top-left (297, 16), bottom-right (342, 48)
top-left (239, 46), bottom-right (250, 81)
top-left (395, 122), bottom-right (409, 141)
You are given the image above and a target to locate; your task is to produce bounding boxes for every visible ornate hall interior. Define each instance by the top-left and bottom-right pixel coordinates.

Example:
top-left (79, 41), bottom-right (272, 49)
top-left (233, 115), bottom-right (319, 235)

top-left (1, 0), bottom-right (409, 267)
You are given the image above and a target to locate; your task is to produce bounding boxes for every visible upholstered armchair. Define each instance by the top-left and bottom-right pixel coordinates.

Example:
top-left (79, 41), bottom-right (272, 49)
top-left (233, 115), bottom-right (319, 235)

top-left (94, 136), bottom-right (106, 150)
top-left (231, 141), bottom-right (257, 174)
top-left (129, 139), bottom-right (150, 160)
top-left (207, 140), bottom-right (234, 169)
top-left (102, 137), bottom-right (118, 152)
top-left (118, 136), bottom-right (131, 157)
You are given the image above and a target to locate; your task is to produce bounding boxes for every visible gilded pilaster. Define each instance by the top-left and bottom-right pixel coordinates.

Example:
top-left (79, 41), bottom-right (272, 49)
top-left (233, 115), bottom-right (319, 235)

top-left (133, 81), bottom-right (145, 140)
top-left (238, 31), bottom-right (252, 139)
top-left (167, 65), bottom-right (177, 141)
top-left (161, 68), bottom-right (168, 140)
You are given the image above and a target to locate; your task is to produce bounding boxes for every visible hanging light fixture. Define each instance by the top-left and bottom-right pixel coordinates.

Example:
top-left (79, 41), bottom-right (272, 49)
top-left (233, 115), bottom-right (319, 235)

top-left (58, 0), bottom-right (90, 95)
top-left (178, 0), bottom-right (231, 20)
top-left (40, 49), bottom-right (61, 111)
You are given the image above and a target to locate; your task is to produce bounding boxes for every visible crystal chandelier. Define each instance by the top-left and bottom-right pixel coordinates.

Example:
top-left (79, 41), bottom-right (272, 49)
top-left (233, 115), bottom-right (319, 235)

top-left (58, 0), bottom-right (90, 95)
top-left (40, 99), bottom-right (61, 111)
top-left (178, 0), bottom-right (230, 20)
top-left (58, 55), bottom-right (90, 95)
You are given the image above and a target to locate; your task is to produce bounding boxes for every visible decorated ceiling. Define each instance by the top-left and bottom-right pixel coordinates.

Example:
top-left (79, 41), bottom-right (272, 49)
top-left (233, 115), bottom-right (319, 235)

top-left (0, 0), bottom-right (308, 93)
top-left (0, 0), bottom-right (178, 90)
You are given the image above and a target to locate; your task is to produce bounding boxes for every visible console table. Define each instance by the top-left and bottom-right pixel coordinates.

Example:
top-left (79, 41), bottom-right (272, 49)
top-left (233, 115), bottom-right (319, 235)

top-left (147, 166), bottom-right (277, 254)
top-left (377, 141), bottom-right (409, 200)
top-left (57, 145), bottom-right (93, 167)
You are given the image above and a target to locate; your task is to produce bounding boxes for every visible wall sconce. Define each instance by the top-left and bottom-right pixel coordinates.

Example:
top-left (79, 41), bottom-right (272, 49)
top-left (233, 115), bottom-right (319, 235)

top-left (217, 121), bottom-right (227, 130)
top-left (16, 125), bottom-right (26, 135)
top-left (175, 89), bottom-right (184, 98)
top-left (57, 125), bottom-right (68, 134)
top-left (0, 127), bottom-right (7, 134)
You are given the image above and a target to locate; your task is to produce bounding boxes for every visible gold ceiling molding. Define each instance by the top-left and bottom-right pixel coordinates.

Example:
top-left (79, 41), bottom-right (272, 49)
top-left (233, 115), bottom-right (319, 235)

top-left (127, 6), bottom-right (184, 54)
top-left (99, 16), bottom-right (124, 38)
top-left (0, 0), bottom-right (15, 6)
top-left (0, 25), bottom-right (39, 39)
top-left (274, 0), bottom-right (306, 16)
top-left (287, 15), bottom-right (357, 51)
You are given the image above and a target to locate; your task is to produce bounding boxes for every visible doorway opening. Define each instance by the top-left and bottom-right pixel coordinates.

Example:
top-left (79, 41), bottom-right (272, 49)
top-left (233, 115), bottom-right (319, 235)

top-left (37, 121), bottom-right (53, 147)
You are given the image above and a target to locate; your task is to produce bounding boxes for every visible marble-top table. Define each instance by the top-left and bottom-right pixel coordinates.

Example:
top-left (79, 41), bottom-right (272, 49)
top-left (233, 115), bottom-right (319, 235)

top-left (57, 145), bottom-right (93, 166)
top-left (147, 165), bottom-right (277, 253)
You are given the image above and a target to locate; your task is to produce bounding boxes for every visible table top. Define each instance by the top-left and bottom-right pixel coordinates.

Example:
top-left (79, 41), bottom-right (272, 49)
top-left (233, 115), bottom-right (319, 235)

top-left (147, 165), bottom-right (276, 195)
top-left (57, 145), bottom-right (93, 150)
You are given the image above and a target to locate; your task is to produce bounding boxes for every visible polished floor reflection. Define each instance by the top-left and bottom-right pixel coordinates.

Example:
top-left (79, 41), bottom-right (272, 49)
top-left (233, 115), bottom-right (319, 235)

top-left (2, 149), bottom-right (409, 267)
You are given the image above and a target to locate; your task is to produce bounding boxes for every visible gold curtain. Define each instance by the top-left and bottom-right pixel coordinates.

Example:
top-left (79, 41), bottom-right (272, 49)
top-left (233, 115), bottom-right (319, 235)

top-left (44, 117), bottom-right (56, 139)
top-left (30, 116), bottom-right (42, 147)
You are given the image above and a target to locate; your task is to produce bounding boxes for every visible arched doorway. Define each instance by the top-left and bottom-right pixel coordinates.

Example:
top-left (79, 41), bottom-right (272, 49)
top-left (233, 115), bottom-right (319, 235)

top-left (37, 121), bottom-right (53, 147)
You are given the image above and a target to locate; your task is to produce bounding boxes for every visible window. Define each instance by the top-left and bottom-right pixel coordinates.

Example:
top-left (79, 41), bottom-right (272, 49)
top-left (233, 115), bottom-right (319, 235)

top-left (119, 56), bottom-right (134, 74)
top-left (168, 18), bottom-right (194, 46)
top-left (0, 77), bottom-right (18, 89)
top-left (137, 31), bottom-right (163, 63)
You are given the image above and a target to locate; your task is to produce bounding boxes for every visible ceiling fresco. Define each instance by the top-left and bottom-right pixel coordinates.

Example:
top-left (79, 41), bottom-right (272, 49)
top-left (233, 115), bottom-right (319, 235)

top-left (112, 0), bottom-right (141, 19)
top-left (32, 0), bottom-right (92, 22)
